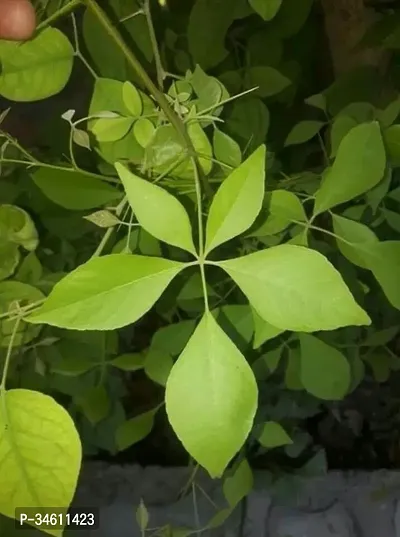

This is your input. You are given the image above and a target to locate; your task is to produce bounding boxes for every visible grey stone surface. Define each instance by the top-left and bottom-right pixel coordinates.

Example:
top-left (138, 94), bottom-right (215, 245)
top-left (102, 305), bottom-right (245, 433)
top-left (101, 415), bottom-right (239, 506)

top-left (68, 464), bottom-right (400, 537)
top-left (4, 464), bottom-right (399, 537)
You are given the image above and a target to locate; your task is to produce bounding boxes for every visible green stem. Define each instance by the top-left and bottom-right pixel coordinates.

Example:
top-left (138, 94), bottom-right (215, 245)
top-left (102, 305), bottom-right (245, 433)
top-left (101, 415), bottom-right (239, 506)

top-left (36, 0), bottom-right (82, 32)
top-left (0, 130), bottom-right (38, 163)
top-left (70, 13), bottom-right (98, 79)
top-left (143, 0), bottom-right (165, 90)
top-left (0, 159), bottom-right (120, 184)
top-left (192, 159), bottom-right (209, 311)
top-left (0, 317), bottom-right (22, 391)
top-left (92, 196), bottom-right (128, 257)
top-left (0, 299), bottom-right (44, 322)
top-left (84, 0), bottom-right (212, 196)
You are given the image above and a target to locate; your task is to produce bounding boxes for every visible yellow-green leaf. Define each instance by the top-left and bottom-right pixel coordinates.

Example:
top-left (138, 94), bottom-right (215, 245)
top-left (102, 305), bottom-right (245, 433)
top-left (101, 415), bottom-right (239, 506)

top-left (115, 163), bottom-right (196, 254)
top-left (205, 145), bottom-right (266, 255)
top-left (166, 313), bottom-right (258, 478)
top-left (218, 245), bottom-right (371, 332)
top-left (27, 255), bottom-right (186, 330)
top-left (0, 389), bottom-right (82, 536)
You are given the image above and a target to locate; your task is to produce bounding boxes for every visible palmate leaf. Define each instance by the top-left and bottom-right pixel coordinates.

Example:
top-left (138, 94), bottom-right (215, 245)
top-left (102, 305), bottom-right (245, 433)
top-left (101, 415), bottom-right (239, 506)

top-left (217, 245), bottom-right (371, 332)
top-left (166, 312), bottom-right (258, 478)
top-left (27, 255), bottom-right (186, 330)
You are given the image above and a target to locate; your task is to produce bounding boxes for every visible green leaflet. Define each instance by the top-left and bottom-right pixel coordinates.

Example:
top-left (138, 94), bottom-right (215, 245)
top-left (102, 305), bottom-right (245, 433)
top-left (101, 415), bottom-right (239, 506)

top-left (217, 245), bottom-right (371, 332)
top-left (116, 408), bottom-right (158, 451)
top-left (258, 421), bottom-right (292, 448)
top-left (0, 28), bottom-right (74, 101)
top-left (27, 255), bottom-right (186, 330)
top-left (249, 0), bottom-right (282, 21)
top-left (166, 312), bottom-right (258, 478)
top-left (122, 81), bottom-right (143, 116)
top-left (0, 281), bottom-right (44, 348)
top-left (0, 389), bottom-right (82, 536)
top-left (91, 117), bottom-right (134, 143)
top-left (0, 205), bottom-right (38, 252)
top-left (188, 0), bottom-right (238, 70)
top-left (115, 163), bottom-right (196, 254)
top-left (213, 128), bottom-right (242, 169)
top-left (285, 120), bottom-right (325, 146)
top-left (364, 241), bottom-right (400, 310)
top-left (252, 309), bottom-right (284, 349)
top-left (314, 122), bottom-right (386, 215)
top-left (299, 334), bottom-right (351, 400)
top-left (245, 66), bottom-right (291, 98)
top-left (32, 169), bottom-right (122, 210)
top-left (205, 145), bottom-right (266, 254)
top-left (223, 459), bottom-right (253, 508)
top-left (332, 213), bottom-right (379, 269)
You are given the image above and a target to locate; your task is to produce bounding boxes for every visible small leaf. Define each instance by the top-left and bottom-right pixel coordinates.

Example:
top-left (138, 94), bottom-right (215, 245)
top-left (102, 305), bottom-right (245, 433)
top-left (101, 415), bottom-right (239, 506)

top-left (363, 326), bottom-right (399, 347)
top-left (32, 168), bottom-right (121, 210)
top-left (91, 116), bottom-right (134, 143)
top-left (61, 109), bottom-right (75, 122)
top-left (84, 210), bottom-right (120, 228)
top-left (133, 118), bottom-right (156, 148)
top-left (252, 309), bottom-right (284, 349)
top-left (267, 190), bottom-right (306, 222)
top-left (75, 386), bottom-right (110, 425)
top-left (299, 334), bottom-right (351, 400)
top-left (284, 120), bottom-right (325, 146)
top-left (27, 255), bottom-right (186, 330)
top-left (0, 389), bottom-right (82, 536)
top-left (188, 0), bottom-right (233, 70)
top-left (166, 313), bottom-right (258, 478)
top-left (205, 145), bottom-right (266, 255)
top-left (330, 115), bottom-right (358, 158)
top-left (110, 353), bottom-right (145, 371)
top-left (0, 243), bottom-right (20, 281)
top-left (314, 122), bottom-right (386, 216)
top-left (0, 28), bottom-right (74, 101)
top-left (72, 128), bottom-right (91, 150)
top-left (249, 0), bottom-right (282, 21)
top-left (223, 459), bottom-right (253, 508)
top-left (0, 281), bottom-right (45, 348)
top-left (0, 204), bottom-right (38, 251)
top-left (122, 81), bottom-right (143, 116)
top-left (136, 500), bottom-right (149, 530)
top-left (305, 93), bottom-right (326, 111)
top-left (115, 163), bottom-right (196, 254)
top-left (332, 213), bottom-right (379, 269)
top-left (116, 409), bottom-right (157, 451)
top-left (246, 66), bottom-right (291, 98)
top-left (145, 349), bottom-right (174, 386)
top-left (364, 241), bottom-right (400, 310)
top-left (258, 421), bottom-right (292, 448)
top-left (213, 128), bottom-right (242, 169)
top-left (218, 245), bottom-right (371, 332)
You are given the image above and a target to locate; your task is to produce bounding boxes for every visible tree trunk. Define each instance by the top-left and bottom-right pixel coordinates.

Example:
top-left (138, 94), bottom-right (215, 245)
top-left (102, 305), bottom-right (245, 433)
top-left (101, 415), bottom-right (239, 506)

top-left (320, 0), bottom-right (389, 77)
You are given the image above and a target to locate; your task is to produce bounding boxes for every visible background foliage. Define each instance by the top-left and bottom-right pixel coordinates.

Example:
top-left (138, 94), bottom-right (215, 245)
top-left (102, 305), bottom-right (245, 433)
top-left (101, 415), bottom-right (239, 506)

top-left (1, 0), bottom-right (400, 535)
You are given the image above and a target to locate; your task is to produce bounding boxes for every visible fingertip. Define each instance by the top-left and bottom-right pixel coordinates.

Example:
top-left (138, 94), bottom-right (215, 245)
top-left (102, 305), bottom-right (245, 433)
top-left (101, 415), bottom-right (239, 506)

top-left (0, 0), bottom-right (36, 42)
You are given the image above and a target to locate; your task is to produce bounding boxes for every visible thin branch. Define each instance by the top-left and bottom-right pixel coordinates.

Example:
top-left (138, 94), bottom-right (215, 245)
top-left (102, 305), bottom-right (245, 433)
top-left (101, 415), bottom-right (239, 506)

top-left (143, 0), bottom-right (165, 90)
top-left (84, 0), bottom-right (212, 196)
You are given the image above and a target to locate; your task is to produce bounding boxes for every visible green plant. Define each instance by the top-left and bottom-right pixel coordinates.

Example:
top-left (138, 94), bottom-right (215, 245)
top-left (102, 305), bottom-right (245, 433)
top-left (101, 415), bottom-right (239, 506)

top-left (1, 0), bottom-right (400, 535)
